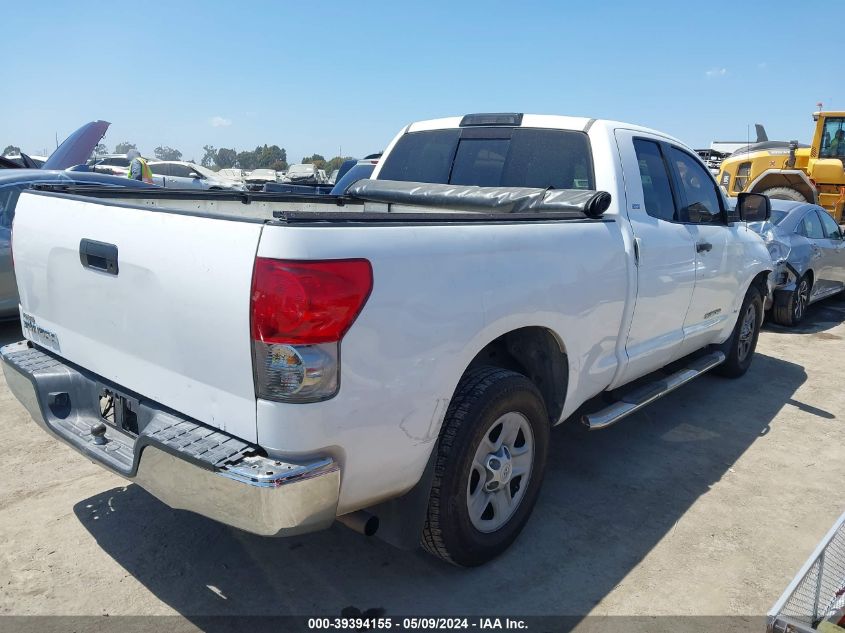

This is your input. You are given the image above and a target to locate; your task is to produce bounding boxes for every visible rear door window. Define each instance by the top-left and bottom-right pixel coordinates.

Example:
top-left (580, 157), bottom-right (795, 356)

top-left (378, 128), bottom-right (594, 189)
top-left (632, 139), bottom-right (677, 222)
top-left (817, 209), bottom-right (843, 239)
top-left (799, 210), bottom-right (825, 239)
top-left (168, 164), bottom-right (192, 178)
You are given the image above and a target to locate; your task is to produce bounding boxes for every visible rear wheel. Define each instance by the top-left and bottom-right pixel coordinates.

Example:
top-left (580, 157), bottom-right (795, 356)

top-left (715, 285), bottom-right (763, 378)
top-left (421, 367), bottom-right (549, 566)
top-left (773, 274), bottom-right (811, 326)
top-left (760, 186), bottom-right (807, 202)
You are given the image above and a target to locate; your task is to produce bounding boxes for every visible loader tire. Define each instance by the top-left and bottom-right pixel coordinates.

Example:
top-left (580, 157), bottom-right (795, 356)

top-left (760, 187), bottom-right (807, 202)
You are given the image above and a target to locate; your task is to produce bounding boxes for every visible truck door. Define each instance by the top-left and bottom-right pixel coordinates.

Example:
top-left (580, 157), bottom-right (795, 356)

top-left (663, 145), bottom-right (743, 356)
top-left (613, 130), bottom-right (697, 385)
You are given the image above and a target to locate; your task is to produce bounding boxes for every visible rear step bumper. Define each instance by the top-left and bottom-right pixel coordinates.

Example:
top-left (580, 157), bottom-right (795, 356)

top-left (0, 340), bottom-right (340, 537)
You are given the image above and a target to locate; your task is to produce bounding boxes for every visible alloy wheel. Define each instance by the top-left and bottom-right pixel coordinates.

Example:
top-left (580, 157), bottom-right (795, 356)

top-left (794, 279), bottom-right (810, 321)
top-left (737, 302), bottom-right (758, 362)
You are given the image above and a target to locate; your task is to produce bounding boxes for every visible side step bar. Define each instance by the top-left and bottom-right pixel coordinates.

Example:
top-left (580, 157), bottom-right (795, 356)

top-left (582, 351), bottom-right (726, 431)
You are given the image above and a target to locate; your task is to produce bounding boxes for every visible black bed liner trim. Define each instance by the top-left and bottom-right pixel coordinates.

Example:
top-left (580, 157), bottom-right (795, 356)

top-left (30, 183), bottom-right (361, 206)
top-left (23, 185), bottom-right (613, 226)
top-left (272, 210), bottom-right (615, 225)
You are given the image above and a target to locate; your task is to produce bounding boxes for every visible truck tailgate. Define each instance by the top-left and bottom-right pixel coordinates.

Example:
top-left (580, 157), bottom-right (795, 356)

top-left (12, 192), bottom-right (263, 442)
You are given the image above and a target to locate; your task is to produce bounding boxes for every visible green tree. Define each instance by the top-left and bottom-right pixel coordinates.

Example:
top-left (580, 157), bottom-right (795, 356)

top-left (256, 144), bottom-right (287, 170)
top-left (201, 145), bottom-right (217, 168)
top-left (154, 146), bottom-right (183, 161)
top-left (93, 143), bottom-right (108, 156)
top-left (236, 150), bottom-right (258, 170)
top-left (211, 144), bottom-right (289, 171)
top-left (324, 156), bottom-right (355, 175)
top-left (302, 153), bottom-right (327, 171)
top-left (2, 145), bottom-right (20, 156)
top-left (215, 148), bottom-right (237, 169)
top-left (114, 141), bottom-right (136, 154)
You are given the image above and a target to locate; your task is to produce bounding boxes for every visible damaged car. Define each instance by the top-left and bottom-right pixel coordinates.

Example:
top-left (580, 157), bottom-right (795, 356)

top-left (750, 200), bottom-right (845, 325)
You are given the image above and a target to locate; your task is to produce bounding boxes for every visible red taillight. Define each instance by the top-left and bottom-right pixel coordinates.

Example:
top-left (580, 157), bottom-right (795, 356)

top-left (250, 258), bottom-right (373, 345)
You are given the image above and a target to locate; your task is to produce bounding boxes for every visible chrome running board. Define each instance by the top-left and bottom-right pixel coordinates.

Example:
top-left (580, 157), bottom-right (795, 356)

top-left (582, 351), bottom-right (726, 431)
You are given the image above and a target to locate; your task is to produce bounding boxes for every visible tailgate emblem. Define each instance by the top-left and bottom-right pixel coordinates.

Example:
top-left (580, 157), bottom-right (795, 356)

top-left (20, 311), bottom-right (61, 352)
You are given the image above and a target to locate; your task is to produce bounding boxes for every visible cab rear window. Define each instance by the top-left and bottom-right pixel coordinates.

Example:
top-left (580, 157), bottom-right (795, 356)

top-left (378, 128), bottom-right (594, 190)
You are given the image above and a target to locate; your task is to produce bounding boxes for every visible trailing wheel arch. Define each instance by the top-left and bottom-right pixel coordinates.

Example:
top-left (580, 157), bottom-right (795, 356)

top-left (463, 326), bottom-right (568, 425)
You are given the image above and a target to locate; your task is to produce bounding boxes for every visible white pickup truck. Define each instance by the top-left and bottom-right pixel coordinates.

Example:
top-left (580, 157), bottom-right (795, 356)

top-left (2, 113), bottom-right (774, 566)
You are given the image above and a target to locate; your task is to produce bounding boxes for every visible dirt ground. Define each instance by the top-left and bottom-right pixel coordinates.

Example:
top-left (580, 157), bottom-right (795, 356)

top-left (0, 296), bottom-right (843, 627)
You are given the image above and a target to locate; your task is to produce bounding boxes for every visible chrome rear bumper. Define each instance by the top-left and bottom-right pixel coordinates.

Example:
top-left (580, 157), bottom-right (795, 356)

top-left (1, 340), bottom-right (339, 537)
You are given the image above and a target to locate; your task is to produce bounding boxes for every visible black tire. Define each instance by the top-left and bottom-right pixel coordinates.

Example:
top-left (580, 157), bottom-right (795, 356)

top-left (421, 366), bottom-right (549, 566)
top-left (772, 274), bottom-right (811, 327)
top-left (714, 285), bottom-right (763, 378)
top-left (760, 186), bottom-right (807, 202)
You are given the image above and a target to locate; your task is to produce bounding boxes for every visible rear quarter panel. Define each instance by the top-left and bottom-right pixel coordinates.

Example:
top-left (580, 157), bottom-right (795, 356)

top-left (256, 219), bottom-right (628, 512)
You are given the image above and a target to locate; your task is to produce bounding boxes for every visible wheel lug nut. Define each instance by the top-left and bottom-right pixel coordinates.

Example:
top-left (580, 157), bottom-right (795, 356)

top-left (489, 458), bottom-right (500, 470)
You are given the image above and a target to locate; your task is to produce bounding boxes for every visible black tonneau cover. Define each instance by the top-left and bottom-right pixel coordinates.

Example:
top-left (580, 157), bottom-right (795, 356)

top-left (346, 179), bottom-right (611, 217)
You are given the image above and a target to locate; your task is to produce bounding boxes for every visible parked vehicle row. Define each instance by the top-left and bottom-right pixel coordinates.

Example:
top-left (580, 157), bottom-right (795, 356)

top-left (2, 112), bottom-right (776, 568)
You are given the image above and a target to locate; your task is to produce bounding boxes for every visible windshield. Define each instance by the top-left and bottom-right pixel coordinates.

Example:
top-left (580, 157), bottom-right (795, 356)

top-left (819, 116), bottom-right (845, 158)
top-left (192, 165), bottom-right (219, 179)
top-left (378, 127), bottom-right (594, 189)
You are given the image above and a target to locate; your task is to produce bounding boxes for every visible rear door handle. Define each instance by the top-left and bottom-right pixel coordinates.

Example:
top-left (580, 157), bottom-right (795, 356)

top-left (696, 242), bottom-right (712, 253)
top-left (79, 239), bottom-right (119, 275)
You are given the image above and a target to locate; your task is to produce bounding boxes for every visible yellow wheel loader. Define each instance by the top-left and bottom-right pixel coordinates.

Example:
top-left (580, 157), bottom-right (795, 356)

top-left (717, 112), bottom-right (845, 222)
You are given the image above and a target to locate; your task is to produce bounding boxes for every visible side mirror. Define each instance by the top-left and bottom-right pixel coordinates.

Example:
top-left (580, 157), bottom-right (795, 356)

top-left (737, 192), bottom-right (771, 222)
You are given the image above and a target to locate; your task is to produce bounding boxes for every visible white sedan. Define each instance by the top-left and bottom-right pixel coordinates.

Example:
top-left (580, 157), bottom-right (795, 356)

top-left (147, 161), bottom-right (245, 191)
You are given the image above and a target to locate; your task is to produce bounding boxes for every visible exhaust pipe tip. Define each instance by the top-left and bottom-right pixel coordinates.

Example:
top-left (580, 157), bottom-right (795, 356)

top-left (337, 511), bottom-right (379, 537)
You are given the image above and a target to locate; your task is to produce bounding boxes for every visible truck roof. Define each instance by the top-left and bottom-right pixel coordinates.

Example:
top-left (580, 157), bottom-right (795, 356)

top-left (404, 113), bottom-right (686, 147)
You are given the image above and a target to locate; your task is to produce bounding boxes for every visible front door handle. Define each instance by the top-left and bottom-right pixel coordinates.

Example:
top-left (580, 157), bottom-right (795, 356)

top-left (696, 242), bottom-right (713, 253)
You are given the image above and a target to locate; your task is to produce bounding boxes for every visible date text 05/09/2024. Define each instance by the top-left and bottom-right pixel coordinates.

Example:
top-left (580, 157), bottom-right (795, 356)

top-left (307, 617), bottom-right (528, 630)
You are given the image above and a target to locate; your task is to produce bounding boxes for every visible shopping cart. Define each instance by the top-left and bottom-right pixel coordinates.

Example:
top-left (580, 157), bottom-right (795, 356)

top-left (769, 512), bottom-right (845, 632)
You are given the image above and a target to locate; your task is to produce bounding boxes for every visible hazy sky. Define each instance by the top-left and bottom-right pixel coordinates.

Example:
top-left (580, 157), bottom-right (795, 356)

top-left (2, 0), bottom-right (842, 163)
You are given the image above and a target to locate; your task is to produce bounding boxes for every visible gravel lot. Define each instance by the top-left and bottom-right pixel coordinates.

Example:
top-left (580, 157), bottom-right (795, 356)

top-left (0, 296), bottom-right (843, 627)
